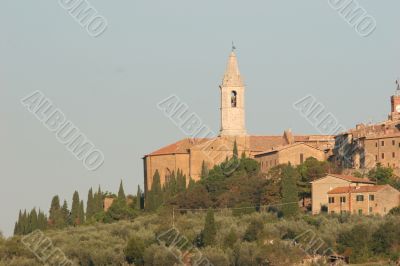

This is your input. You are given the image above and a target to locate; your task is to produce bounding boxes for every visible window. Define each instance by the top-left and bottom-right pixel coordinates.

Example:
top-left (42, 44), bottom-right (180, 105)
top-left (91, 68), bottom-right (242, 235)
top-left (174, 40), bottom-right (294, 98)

top-left (340, 196), bottom-right (346, 203)
top-left (369, 194), bottom-right (374, 201)
top-left (382, 153), bottom-right (385, 159)
top-left (375, 142), bottom-right (378, 147)
top-left (393, 152), bottom-right (396, 158)
top-left (381, 141), bottom-right (385, 146)
top-left (369, 207), bottom-right (373, 213)
top-left (393, 140), bottom-right (396, 146)
top-left (329, 197), bottom-right (335, 203)
top-left (300, 153), bottom-right (304, 164)
top-left (375, 155), bottom-right (378, 161)
top-left (231, 91), bottom-right (237, 107)
top-left (358, 209), bottom-right (363, 215)
top-left (356, 195), bottom-right (364, 201)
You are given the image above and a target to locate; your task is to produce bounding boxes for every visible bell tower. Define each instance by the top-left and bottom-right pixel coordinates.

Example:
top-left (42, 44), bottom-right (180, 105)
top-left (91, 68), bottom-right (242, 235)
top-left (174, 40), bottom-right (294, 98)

top-left (219, 49), bottom-right (247, 136)
top-left (389, 79), bottom-right (400, 121)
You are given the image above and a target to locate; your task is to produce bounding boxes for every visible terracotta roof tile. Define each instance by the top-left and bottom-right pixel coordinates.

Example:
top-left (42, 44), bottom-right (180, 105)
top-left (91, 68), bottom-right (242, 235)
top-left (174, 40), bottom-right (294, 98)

top-left (254, 142), bottom-right (323, 157)
top-left (328, 174), bottom-right (376, 184)
top-left (146, 138), bottom-right (210, 156)
top-left (328, 185), bottom-right (388, 194)
top-left (248, 135), bottom-right (286, 152)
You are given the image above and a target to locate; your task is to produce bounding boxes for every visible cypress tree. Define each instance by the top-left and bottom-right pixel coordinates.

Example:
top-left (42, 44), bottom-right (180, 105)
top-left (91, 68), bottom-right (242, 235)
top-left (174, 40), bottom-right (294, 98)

top-left (118, 180), bottom-right (126, 202)
top-left (49, 195), bottom-right (63, 228)
top-left (28, 208), bottom-right (38, 233)
top-left (202, 209), bottom-right (216, 246)
top-left (79, 200), bottom-right (85, 225)
top-left (200, 161), bottom-right (209, 180)
top-left (95, 186), bottom-right (104, 213)
top-left (14, 210), bottom-right (22, 235)
top-left (61, 200), bottom-right (70, 226)
top-left (188, 177), bottom-right (196, 190)
top-left (71, 191), bottom-right (80, 226)
top-left (21, 210), bottom-right (28, 234)
top-left (176, 170), bottom-right (186, 193)
top-left (147, 170), bottom-right (163, 211)
top-left (37, 210), bottom-right (47, 230)
top-left (281, 165), bottom-right (300, 218)
top-left (86, 188), bottom-right (94, 219)
top-left (136, 185), bottom-right (142, 210)
top-left (233, 139), bottom-right (238, 158)
top-left (13, 222), bottom-right (19, 236)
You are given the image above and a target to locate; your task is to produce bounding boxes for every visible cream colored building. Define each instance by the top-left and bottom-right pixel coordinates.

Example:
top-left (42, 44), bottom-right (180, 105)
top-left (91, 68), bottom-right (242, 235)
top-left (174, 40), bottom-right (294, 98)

top-left (254, 142), bottom-right (327, 172)
top-left (143, 50), bottom-right (334, 194)
top-left (327, 184), bottom-right (400, 215)
top-left (311, 174), bottom-right (375, 214)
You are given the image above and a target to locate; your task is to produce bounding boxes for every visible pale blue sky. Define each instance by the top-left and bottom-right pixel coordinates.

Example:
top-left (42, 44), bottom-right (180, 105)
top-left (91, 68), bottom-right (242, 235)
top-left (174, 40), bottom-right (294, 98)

top-left (1, 1), bottom-right (400, 236)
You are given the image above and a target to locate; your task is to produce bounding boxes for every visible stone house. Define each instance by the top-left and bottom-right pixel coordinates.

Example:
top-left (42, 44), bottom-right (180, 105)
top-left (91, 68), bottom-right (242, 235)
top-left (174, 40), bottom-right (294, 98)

top-left (254, 142), bottom-right (327, 172)
top-left (327, 184), bottom-right (400, 215)
top-left (311, 174), bottom-right (375, 214)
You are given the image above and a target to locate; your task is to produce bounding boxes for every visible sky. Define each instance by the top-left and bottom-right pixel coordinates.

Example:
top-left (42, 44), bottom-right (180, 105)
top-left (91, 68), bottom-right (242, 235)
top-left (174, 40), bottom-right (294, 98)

top-left (1, 0), bottom-right (400, 236)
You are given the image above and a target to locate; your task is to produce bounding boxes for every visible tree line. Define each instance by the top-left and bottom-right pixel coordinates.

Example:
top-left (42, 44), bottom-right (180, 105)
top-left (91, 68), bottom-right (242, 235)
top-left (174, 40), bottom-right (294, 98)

top-left (14, 182), bottom-right (144, 235)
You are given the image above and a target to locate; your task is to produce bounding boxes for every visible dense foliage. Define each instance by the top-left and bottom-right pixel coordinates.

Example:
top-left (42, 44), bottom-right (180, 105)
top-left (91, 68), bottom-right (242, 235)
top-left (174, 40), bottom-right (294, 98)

top-left (6, 149), bottom-right (400, 265)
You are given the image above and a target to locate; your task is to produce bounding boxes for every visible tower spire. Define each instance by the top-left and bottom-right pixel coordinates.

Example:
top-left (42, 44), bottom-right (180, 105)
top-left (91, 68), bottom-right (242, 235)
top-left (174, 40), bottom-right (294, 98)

top-left (222, 50), bottom-right (243, 87)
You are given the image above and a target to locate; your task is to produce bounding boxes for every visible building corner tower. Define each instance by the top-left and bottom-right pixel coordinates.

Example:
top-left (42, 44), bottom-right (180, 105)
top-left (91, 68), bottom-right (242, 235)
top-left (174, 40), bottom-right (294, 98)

top-left (219, 51), bottom-right (247, 136)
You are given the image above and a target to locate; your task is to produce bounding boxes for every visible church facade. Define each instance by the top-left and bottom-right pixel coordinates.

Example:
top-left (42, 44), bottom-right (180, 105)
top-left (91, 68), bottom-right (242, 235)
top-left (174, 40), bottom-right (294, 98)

top-left (143, 51), bottom-right (335, 193)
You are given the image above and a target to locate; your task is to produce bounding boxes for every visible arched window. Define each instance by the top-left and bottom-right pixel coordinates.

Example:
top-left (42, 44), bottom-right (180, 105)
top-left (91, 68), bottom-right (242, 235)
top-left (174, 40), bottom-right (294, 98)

top-left (231, 91), bottom-right (237, 107)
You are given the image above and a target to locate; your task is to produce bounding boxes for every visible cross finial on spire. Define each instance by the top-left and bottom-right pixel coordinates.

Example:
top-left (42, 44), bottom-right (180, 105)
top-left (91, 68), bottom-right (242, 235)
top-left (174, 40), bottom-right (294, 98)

top-left (232, 41), bottom-right (236, 52)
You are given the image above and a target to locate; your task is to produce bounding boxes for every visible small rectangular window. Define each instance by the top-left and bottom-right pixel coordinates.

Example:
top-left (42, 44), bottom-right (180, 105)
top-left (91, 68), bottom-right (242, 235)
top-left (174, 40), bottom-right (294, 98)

top-left (329, 197), bottom-right (335, 204)
top-left (375, 155), bottom-right (378, 161)
top-left (375, 142), bottom-right (378, 147)
top-left (369, 195), bottom-right (374, 201)
top-left (381, 141), bottom-right (385, 146)
top-left (356, 195), bottom-right (364, 202)
top-left (393, 152), bottom-right (396, 158)
top-left (300, 153), bottom-right (304, 164)
top-left (340, 196), bottom-right (346, 203)
top-left (369, 207), bottom-right (373, 213)
top-left (358, 209), bottom-right (363, 215)
top-left (382, 153), bottom-right (385, 159)
top-left (393, 140), bottom-right (396, 146)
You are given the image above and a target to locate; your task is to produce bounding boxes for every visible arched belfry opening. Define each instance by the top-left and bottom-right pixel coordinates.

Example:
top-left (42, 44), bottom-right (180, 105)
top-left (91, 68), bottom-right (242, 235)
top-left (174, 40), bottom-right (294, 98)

top-left (231, 91), bottom-right (237, 107)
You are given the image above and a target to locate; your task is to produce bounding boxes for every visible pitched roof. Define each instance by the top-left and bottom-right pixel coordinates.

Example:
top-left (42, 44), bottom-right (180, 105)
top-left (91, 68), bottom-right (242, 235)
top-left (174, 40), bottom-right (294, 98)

top-left (248, 135), bottom-right (287, 152)
top-left (328, 185), bottom-right (389, 194)
top-left (311, 174), bottom-right (376, 184)
top-left (146, 138), bottom-right (210, 156)
top-left (329, 174), bottom-right (376, 184)
top-left (254, 142), bottom-right (324, 157)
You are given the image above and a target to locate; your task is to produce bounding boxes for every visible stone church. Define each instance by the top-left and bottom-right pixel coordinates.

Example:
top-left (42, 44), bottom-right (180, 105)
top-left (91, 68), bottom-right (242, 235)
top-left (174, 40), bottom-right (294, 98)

top-left (143, 51), bottom-right (335, 193)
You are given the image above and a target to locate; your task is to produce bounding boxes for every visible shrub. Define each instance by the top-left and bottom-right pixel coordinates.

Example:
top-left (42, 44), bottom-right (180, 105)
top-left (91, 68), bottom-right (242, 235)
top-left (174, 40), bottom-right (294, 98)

top-left (243, 218), bottom-right (264, 242)
top-left (125, 236), bottom-right (145, 265)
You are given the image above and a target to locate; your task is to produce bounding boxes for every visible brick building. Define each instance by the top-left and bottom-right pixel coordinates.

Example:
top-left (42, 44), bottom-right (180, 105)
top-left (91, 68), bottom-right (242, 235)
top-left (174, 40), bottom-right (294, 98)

top-left (311, 174), bottom-right (375, 214)
top-left (143, 50), bottom-right (334, 194)
top-left (333, 85), bottom-right (400, 172)
top-left (327, 184), bottom-right (400, 215)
